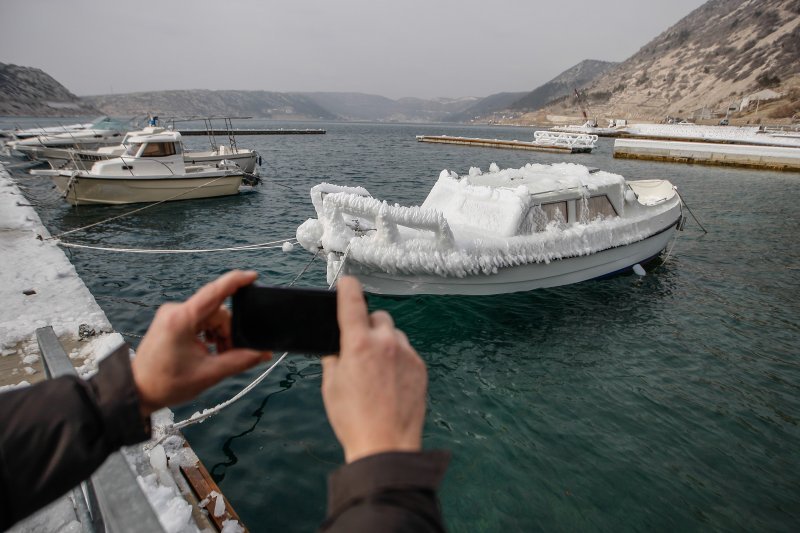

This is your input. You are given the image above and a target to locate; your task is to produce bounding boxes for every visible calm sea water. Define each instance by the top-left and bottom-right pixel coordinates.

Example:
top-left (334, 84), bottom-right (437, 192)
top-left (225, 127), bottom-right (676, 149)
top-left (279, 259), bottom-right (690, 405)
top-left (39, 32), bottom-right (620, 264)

top-left (4, 118), bottom-right (799, 532)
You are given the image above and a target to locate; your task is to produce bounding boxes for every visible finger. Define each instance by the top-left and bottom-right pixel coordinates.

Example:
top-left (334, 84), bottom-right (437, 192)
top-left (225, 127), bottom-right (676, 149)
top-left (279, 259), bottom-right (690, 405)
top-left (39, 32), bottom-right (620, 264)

top-left (369, 310), bottom-right (394, 330)
top-left (320, 354), bottom-right (338, 374)
top-left (200, 348), bottom-right (271, 383)
top-left (336, 276), bottom-right (369, 334)
top-left (200, 305), bottom-right (231, 336)
top-left (185, 270), bottom-right (257, 328)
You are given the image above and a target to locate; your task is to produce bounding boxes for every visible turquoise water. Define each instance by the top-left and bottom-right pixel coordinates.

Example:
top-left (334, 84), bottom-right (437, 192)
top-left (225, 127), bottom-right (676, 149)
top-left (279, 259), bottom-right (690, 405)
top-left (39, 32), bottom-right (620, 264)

top-left (4, 119), bottom-right (800, 531)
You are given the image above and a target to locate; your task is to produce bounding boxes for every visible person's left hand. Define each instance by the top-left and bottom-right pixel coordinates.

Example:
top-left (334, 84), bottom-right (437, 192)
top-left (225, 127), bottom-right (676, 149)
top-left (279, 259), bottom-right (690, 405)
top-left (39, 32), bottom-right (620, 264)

top-left (131, 270), bottom-right (272, 417)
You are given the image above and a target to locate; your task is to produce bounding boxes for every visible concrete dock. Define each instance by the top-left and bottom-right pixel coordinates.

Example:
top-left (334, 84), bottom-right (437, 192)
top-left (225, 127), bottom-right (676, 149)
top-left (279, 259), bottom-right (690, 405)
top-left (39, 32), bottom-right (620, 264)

top-left (416, 134), bottom-right (593, 153)
top-left (0, 162), bottom-right (247, 532)
top-left (613, 138), bottom-right (800, 171)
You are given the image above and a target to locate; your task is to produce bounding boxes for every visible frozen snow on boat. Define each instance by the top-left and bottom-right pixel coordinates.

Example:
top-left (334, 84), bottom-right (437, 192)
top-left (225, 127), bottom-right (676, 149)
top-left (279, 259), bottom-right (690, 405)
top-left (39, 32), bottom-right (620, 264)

top-left (296, 163), bottom-right (684, 295)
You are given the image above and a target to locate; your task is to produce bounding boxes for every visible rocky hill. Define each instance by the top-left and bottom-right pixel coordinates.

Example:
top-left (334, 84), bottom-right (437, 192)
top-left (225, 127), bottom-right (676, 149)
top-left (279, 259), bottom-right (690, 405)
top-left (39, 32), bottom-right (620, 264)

top-left (509, 60), bottom-right (618, 111)
top-left (530, 0), bottom-right (800, 123)
top-left (0, 62), bottom-right (98, 116)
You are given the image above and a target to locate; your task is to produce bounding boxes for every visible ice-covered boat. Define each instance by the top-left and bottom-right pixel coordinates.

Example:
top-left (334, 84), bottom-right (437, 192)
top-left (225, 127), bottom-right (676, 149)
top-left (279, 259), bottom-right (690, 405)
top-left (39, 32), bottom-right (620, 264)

top-left (296, 163), bottom-right (684, 295)
top-left (30, 130), bottom-right (248, 205)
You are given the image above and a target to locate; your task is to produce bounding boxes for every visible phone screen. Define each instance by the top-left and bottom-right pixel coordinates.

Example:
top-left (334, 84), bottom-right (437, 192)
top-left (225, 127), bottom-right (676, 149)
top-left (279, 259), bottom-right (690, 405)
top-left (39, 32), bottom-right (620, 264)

top-left (232, 284), bottom-right (340, 354)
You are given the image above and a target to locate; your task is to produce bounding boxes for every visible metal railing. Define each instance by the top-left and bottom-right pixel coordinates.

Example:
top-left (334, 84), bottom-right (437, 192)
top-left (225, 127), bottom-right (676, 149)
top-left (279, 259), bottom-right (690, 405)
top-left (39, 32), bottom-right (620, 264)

top-left (36, 327), bottom-right (164, 533)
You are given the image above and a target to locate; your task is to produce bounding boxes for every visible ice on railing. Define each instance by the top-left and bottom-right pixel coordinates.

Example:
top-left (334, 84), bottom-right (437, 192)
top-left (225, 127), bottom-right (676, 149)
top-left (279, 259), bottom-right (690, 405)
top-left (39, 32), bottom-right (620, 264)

top-left (310, 182), bottom-right (371, 217)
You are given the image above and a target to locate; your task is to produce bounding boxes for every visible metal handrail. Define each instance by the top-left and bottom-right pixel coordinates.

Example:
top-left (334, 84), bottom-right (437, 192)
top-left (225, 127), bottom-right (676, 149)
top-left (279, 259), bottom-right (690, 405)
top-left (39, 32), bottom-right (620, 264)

top-left (35, 327), bottom-right (165, 533)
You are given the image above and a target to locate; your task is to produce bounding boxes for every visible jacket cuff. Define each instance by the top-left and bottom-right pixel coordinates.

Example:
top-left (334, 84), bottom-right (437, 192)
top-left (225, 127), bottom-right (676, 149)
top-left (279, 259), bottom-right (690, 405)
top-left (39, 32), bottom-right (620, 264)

top-left (327, 450), bottom-right (450, 514)
top-left (90, 343), bottom-right (151, 446)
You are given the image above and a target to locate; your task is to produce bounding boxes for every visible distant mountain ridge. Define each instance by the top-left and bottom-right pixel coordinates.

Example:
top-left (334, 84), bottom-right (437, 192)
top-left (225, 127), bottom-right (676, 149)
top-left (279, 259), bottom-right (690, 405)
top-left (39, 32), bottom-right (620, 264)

top-left (0, 62), bottom-right (98, 116)
top-left (84, 90), bottom-right (338, 121)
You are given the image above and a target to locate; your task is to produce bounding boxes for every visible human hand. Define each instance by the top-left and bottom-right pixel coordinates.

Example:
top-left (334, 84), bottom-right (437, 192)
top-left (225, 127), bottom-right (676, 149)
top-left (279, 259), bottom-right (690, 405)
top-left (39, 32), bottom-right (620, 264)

top-left (131, 270), bottom-right (272, 417)
top-left (321, 276), bottom-right (427, 463)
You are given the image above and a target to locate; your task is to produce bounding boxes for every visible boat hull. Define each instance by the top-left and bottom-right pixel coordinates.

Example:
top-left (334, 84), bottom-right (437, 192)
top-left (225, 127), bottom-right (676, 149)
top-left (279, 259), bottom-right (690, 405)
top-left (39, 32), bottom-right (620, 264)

top-left (342, 220), bottom-right (680, 295)
top-left (52, 173), bottom-right (243, 205)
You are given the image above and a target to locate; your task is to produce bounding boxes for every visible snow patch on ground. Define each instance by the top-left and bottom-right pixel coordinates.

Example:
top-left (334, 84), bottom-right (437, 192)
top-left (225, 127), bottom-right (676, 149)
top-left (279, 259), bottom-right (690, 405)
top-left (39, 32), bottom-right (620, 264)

top-left (0, 163), bottom-right (120, 384)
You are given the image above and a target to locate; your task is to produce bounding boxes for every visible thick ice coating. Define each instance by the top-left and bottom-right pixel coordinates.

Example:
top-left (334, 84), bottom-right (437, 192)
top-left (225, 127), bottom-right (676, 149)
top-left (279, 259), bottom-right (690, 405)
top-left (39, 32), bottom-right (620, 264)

top-left (296, 163), bottom-right (678, 283)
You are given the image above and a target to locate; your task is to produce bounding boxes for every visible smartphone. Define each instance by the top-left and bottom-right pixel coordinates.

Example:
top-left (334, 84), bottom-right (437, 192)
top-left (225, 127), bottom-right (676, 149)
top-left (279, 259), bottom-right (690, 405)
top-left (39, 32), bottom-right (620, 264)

top-left (231, 284), bottom-right (340, 355)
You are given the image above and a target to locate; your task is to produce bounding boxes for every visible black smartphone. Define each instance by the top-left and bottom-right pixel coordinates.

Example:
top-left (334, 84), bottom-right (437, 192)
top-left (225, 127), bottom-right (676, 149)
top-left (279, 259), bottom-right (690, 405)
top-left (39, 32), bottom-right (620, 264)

top-left (231, 284), bottom-right (340, 355)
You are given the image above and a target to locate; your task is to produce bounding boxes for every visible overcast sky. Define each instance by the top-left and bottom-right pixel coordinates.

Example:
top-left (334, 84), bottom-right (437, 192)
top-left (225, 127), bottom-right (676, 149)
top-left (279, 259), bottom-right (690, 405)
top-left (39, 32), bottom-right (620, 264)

top-left (1, 0), bottom-right (707, 99)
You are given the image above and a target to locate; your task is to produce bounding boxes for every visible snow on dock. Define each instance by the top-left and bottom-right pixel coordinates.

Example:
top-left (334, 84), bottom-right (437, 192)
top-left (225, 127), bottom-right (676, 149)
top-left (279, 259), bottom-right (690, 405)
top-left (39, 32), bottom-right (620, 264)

top-left (613, 138), bottom-right (800, 171)
top-left (0, 162), bottom-right (246, 532)
top-left (416, 131), bottom-right (596, 153)
top-left (621, 124), bottom-right (800, 148)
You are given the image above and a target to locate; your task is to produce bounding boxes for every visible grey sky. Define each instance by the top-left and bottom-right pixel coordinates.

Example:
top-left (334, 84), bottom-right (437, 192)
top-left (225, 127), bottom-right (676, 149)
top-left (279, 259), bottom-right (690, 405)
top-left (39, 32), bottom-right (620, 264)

top-left (1, 0), bottom-right (707, 99)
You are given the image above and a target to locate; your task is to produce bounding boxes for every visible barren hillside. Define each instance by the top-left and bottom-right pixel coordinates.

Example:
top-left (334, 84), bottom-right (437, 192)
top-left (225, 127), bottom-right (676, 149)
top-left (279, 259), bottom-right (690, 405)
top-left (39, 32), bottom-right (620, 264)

top-left (530, 0), bottom-right (800, 124)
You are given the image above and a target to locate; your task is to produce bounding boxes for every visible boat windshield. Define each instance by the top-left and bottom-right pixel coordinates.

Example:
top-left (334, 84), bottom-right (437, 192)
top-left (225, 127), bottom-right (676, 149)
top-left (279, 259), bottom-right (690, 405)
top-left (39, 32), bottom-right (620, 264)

top-left (124, 143), bottom-right (142, 156)
top-left (88, 116), bottom-right (131, 131)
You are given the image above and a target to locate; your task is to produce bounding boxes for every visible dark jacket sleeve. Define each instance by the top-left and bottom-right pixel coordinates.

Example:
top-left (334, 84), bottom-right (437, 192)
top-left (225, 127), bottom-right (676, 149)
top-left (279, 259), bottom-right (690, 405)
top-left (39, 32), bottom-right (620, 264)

top-left (0, 347), bottom-right (151, 530)
top-left (320, 450), bottom-right (450, 532)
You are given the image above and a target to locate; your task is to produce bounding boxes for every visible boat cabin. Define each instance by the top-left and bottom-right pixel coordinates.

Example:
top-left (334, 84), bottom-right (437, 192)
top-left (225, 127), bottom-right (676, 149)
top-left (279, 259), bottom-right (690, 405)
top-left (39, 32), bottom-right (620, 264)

top-left (421, 165), bottom-right (628, 238)
top-left (92, 131), bottom-right (186, 176)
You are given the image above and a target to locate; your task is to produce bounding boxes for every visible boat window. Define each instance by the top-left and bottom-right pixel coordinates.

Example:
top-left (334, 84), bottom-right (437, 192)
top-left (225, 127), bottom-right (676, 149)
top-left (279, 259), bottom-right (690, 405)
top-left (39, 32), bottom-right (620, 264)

top-left (518, 201), bottom-right (567, 233)
top-left (577, 195), bottom-right (618, 223)
top-left (141, 142), bottom-right (177, 157)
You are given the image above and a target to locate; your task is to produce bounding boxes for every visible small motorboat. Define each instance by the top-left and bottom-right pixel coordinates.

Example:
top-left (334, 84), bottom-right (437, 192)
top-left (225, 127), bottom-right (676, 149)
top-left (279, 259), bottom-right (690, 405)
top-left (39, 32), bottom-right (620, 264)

top-left (296, 163), bottom-right (684, 295)
top-left (7, 116), bottom-right (132, 157)
top-left (30, 130), bottom-right (248, 205)
top-left (32, 126), bottom-right (260, 173)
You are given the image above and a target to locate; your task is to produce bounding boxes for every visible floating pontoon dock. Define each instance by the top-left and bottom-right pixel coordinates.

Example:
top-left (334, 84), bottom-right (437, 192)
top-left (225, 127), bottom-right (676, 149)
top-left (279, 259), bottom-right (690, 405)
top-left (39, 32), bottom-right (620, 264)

top-left (613, 138), bottom-right (800, 171)
top-left (179, 128), bottom-right (325, 135)
top-left (416, 131), bottom-right (597, 153)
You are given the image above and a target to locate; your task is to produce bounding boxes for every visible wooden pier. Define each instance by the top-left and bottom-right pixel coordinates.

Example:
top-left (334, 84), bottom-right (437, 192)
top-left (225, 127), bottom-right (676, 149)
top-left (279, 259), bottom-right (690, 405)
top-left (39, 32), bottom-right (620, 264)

top-left (179, 128), bottom-right (325, 136)
top-left (416, 134), bottom-right (593, 153)
top-left (613, 138), bottom-right (800, 171)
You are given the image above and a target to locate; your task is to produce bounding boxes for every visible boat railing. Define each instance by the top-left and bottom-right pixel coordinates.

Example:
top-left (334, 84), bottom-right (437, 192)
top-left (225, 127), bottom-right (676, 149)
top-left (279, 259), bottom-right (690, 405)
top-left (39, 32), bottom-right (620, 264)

top-left (322, 191), bottom-right (455, 248)
top-left (533, 131), bottom-right (598, 148)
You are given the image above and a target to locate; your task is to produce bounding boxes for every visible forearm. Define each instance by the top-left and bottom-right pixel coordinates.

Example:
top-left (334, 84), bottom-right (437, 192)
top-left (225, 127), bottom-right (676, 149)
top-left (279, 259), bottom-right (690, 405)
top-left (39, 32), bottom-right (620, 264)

top-left (0, 347), bottom-right (150, 529)
top-left (320, 450), bottom-right (450, 532)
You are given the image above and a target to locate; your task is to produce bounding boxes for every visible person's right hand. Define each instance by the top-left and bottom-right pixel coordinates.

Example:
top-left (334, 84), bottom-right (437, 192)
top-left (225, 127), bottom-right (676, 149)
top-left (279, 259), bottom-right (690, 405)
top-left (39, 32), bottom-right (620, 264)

top-left (321, 277), bottom-right (428, 464)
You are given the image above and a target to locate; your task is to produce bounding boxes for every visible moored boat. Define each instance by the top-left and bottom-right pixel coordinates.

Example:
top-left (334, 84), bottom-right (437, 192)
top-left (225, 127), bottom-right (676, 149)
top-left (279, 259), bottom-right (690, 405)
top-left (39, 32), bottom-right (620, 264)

top-left (30, 131), bottom-right (247, 205)
top-left (32, 126), bottom-right (260, 173)
top-left (7, 116), bottom-right (132, 156)
top-left (296, 163), bottom-right (684, 295)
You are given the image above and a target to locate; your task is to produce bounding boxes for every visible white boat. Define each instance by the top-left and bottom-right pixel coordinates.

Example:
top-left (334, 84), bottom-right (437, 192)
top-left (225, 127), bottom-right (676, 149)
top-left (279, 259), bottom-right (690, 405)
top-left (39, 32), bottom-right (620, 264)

top-left (0, 119), bottom-right (95, 142)
top-left (30, 131), bottom-right (246, 205)
top-left (7, 116), bottom-right (131, 156)
top-left (296, 163), bottom-right (684, 295)
top-left (34, 126), bottom-right (260, 173)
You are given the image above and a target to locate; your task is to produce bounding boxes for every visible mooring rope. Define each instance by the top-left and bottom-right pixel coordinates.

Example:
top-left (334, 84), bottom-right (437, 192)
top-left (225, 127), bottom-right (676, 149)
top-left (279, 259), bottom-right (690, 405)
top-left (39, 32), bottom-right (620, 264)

top-left (58, 239), bottom-right (297, 254)
top-left (675, 190), bottom-right (708, 234)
